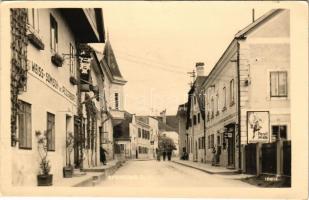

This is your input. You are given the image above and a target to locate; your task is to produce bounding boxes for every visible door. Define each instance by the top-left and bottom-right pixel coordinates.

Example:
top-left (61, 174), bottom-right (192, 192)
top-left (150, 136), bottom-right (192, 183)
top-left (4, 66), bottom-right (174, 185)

top-left (227, 131), bottom-right (235, 167)
top-left (74, 117), bottom-right (80, 168)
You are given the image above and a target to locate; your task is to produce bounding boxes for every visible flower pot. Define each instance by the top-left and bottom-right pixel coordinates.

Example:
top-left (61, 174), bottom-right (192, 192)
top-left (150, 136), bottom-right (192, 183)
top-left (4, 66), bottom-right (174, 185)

top-left (37, 174), bottom-right (53, 186)
top-left (63, 166), bottom-right (74, 178)
top-left (51, 53), bottom-right (64, 67)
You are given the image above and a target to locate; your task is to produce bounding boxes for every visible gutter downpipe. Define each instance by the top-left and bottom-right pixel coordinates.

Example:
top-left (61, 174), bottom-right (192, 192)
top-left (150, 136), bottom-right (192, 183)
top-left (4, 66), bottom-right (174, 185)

top-left (236, 39), bottom-right (242, 172)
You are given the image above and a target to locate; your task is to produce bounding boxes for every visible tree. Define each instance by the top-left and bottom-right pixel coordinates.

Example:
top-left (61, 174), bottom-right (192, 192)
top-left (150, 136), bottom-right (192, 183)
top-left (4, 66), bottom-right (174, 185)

top-left (158, 135), bottom-right (177, 152)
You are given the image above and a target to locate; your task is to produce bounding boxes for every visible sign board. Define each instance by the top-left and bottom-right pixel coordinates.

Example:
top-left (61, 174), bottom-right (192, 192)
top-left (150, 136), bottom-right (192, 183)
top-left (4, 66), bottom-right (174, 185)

top-left (247, 111), bottom-right (270, 143)
top-left (27, 60), bottom-right (76, 104)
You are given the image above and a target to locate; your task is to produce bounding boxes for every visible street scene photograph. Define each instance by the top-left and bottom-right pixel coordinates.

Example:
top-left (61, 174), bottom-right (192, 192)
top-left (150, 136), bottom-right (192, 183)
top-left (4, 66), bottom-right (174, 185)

top-left (0, 1), bottom-right (308, 199)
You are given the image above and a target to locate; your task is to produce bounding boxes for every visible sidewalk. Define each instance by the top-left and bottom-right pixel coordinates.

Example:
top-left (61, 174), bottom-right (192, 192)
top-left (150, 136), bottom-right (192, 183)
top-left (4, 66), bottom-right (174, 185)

top-left (53, 159), bottom-right (125, 187)
top-left (172, 159), bottom-right (240, 175)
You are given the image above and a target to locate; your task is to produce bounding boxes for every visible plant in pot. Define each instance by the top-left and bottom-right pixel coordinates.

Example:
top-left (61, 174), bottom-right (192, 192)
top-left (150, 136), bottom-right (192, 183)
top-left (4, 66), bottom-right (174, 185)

top-left (63, 132), bottom-right (74, 178)
top-left (35, 130), bottom-right (53, 186)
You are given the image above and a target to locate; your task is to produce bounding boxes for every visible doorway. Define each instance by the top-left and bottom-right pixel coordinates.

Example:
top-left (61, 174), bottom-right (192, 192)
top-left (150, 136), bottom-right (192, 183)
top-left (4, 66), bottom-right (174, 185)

top-left (226, 124), bottom-right (235, 168)
top-left (73, 116), bottom-right (81, 168)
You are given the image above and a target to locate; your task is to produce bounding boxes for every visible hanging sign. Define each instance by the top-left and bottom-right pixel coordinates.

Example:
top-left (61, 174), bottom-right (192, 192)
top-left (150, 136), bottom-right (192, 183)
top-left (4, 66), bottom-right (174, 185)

top-left (247, 111), bottom-right (270, 143)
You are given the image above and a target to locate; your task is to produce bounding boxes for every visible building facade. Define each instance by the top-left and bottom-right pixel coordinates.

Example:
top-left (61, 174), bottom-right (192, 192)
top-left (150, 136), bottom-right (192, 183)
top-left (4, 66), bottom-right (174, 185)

top-left (176, 103), bottom-right (187, 157)
top-left (130, 115), bottom-right (158, 159)
top-left (5, 8), bottom-right (105, 186)
top-left (185, 64), bottom-right (207, 162)
top-left (202, 9), bottom-right (290, 170)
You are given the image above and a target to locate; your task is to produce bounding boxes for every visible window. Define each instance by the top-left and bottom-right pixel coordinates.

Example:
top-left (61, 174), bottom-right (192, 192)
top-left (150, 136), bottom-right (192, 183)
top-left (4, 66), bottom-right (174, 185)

top-left (138, 128), bottom-right (141, 138)
top-left (69, 43), bottom-right (75, 77)
top-left (193, 115), bottom-right (197, 125)
top-left (272, 125), bottom-right (287, 141)
top-left (46, 112), bottom-right (55, 151)
top-left (114, 93), bottom-right (119, 110)
top-left (202, 137), bottom-right (205, 149)
top-left (197, 113), bottom-right (200, 123)
top-left (50, 14), bottom-right (58, 52)
top-left (230, 79), bottom-right (234, 105)
top-left (28, 9), bottom-right (39, 32)
top-left (223, 87), bottom-right (227, 109)
top-left (18, 101), bottom-right (32, 149)
top-left (193, 95), bottom-right (196, 105)
top-left (217, 135), bottom-right (221, 145)
top-left (211, 98), bottom-right (214, 116)
top-left (210, 134), bottom-right (214, 148)
top-left (208, 136), bottom-right (210, 149)
top-left (270, 71), bottom-right (288, 97)
top-left (216, 93), bottom-right (219, 113)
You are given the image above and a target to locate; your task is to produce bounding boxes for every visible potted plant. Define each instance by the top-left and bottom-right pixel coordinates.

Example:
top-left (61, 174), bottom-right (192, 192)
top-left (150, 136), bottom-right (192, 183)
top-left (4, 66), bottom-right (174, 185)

top-left (51, 53), bottom-right (64, 67)
top-left (35, 130), bottom-right (53, 186)
top-left (63, 132), bottom-right (74, 178)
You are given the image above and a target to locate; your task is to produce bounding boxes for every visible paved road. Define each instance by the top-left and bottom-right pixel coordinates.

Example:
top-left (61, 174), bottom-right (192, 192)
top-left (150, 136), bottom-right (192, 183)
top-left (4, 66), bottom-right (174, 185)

top-left (97, 160), bottom-right (256, 188)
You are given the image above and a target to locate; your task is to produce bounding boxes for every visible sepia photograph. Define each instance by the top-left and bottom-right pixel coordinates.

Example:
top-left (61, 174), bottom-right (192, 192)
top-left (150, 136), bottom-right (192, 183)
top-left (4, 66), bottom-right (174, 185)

top-left (0, 1), bottom-right (307, 198)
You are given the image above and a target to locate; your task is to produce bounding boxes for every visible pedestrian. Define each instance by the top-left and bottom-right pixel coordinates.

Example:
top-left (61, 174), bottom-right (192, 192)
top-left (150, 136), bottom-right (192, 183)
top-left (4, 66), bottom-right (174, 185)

top-left (211, 146), bottom-right (216, 166)
top-left (156, 148), bottom-right (161, 161)
top-left (167, 150), bottom-right (172, 161)
top-left (162, 151), bottom-right (167, 161)
top-left (100, 145), bottom-right (108, 165)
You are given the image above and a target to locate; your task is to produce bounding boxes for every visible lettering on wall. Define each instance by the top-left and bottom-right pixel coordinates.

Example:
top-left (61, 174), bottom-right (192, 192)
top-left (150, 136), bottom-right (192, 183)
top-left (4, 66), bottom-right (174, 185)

top-left (27, 60), bottom-right (76, 103)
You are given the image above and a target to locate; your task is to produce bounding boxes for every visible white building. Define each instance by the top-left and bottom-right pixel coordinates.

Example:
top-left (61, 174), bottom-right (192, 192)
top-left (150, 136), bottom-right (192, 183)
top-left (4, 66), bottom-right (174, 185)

top-left (2, 8), bottom-right (105, 186)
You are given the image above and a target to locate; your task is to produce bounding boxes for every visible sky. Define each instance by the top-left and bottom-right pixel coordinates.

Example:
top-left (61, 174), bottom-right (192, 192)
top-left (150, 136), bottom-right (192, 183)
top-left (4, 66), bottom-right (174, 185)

top-left (90, 2), bottom-right (273, 116)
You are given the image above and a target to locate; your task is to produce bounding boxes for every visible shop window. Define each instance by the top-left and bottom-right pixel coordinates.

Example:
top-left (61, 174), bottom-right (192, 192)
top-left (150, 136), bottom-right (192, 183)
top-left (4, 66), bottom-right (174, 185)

top-left (47, 112), bottom-right (55, 151)
top-left (50, 14), bottom-right (58, 52)
top-left (197, 113), bottom-right (200, 123)
top-left (272, 125), bottom-right (287, 141)
top-left (138, 128), bottom-right (141, 138)
top-left (18, 100), bottom-right (32, 149)
top-left (270, 71), bottom-right (288, 97)
top-left (217, 135), bottom-right (221, 145)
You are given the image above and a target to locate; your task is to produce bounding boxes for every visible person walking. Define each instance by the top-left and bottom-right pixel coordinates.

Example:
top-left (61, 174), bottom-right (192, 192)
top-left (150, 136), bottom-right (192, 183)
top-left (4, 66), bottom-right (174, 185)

top-left (162, 151), bottom-right (167, 161)
top-left (156, 148), bottom-right (161, 161)
top-left (211, 146), bottom-right (216, 166)
top-left (100, 145), bottom-right (108, 165)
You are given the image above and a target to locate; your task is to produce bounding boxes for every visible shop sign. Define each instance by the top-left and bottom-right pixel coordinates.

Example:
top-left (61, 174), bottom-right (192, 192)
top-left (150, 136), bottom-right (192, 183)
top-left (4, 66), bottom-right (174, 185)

top-left (27, 60), bottom-right (76, 104)
top-left (247, 111), bottom-right (270, 143)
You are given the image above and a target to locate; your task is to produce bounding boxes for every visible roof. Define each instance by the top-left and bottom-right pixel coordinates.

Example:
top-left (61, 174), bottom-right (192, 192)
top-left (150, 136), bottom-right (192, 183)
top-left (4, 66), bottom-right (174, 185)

top-left (235, 9), bottom-right (284, 39)
top-left (92, 39), bottom-right (127, 85)
top-left (113, 111), bottom-right (133, 139)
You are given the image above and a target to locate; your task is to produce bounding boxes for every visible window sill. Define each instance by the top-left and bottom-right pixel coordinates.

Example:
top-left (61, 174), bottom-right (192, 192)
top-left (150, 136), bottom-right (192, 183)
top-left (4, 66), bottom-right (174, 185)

top-left (18, 146), bottom-right (32, 150)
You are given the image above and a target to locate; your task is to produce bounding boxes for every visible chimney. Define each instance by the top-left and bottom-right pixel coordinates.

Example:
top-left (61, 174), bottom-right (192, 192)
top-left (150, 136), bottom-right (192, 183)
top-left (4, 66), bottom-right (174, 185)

top-left (195, 62), bottom-right (205, 77)
top-left (160, 109), bottom-right (166, 124)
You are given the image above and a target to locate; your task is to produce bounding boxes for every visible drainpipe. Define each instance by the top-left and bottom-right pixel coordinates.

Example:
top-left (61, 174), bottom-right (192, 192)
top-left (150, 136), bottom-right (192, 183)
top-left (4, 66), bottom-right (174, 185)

top-left (236, 41), bottom-right (242, 172)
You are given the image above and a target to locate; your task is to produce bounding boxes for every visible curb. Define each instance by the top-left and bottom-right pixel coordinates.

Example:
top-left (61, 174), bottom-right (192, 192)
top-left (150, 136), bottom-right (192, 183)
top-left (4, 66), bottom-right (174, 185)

top-left (73, 160), bottom-right (126, 187)
top-left (172, 160), bottom-right (214, 174)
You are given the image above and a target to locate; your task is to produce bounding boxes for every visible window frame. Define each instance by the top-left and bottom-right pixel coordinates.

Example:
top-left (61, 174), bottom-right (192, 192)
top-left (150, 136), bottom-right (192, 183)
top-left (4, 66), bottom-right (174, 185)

top-left (28, 8), bottom-right (39, 33)
top-left (50, 14), bottom-right (58, 53)
top-left (69, 43), bottom-right (76, 77)
top-left (270, 71), bottom-right (288, 97)
top-left (114, 93), bottom-right (119, 110)
top-left (46, 112), bottom-right (56, 151)
top-left (230, 79), bottom-right (234, 106)
top-left (18, 100), bottom-right (32, 150)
